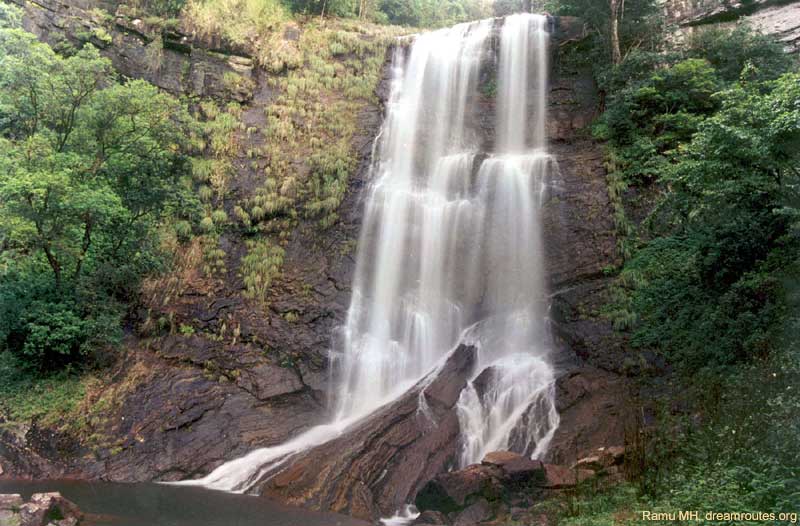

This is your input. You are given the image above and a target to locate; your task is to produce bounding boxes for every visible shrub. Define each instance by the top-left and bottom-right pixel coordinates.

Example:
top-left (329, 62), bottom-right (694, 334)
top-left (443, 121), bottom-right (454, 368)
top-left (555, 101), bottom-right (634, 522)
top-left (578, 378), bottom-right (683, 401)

top-left (240, 239), bottom-right (285, 303)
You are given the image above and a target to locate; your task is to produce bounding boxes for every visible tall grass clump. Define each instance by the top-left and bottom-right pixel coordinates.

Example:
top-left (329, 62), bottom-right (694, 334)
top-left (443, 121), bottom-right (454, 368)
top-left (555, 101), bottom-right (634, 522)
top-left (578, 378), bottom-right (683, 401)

top-left (183, 0), bottom-right (287, 46)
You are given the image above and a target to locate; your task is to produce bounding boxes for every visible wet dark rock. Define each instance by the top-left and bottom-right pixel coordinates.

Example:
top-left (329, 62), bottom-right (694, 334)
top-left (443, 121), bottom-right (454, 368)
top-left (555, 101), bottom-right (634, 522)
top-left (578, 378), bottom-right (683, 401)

top-left (413, 510), bottom-right (449, 525)
top-left (0, 423), bottom-right (66, 480)
top-left (80, 337), bottom-right (325, 482)
top-left (259, 345), bottom-right (477, 520)
top-left (452, 498), bottom-right (491, 526)
top-left (415, 463), bottom-right (502, 514)
top-left (415, 452), bottom-right (547, 519)
top-left (546, 369), bottom-right (630, 467)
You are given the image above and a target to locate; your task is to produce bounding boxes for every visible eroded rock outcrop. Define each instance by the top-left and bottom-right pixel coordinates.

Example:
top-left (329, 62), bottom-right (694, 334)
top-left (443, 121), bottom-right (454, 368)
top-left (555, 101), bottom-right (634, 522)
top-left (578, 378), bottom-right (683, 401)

top-left (13, 0), bottom-right (256, 101)
top-left (258, 345), bottom-right (476, 520)
top-left (664, 0), bottom-right (800, 53)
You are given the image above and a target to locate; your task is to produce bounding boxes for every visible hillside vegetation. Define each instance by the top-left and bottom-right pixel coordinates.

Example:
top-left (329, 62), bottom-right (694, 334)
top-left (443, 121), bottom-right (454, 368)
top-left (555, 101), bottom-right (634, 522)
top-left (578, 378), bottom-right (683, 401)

top-left (542, 0), bottom-right (800, 519)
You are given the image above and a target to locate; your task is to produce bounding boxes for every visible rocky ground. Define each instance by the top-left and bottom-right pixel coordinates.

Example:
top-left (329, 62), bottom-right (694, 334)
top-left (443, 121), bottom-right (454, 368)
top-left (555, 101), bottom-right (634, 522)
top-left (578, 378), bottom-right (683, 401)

top-left (0, 492), bottom-right (83, 526)
top-left (412, 448), bottom-right (625, 526)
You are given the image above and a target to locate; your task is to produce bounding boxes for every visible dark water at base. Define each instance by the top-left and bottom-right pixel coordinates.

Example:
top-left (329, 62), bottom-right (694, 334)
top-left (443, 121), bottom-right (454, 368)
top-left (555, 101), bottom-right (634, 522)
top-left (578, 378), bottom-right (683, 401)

top-left (0, 480), bottom-right (369, 526)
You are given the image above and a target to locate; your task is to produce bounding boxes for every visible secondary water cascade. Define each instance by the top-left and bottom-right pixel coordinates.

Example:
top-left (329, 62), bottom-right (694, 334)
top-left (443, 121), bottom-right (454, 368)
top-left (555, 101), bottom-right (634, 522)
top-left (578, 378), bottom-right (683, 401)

top-left (179, 11), bottom-right (560, 501)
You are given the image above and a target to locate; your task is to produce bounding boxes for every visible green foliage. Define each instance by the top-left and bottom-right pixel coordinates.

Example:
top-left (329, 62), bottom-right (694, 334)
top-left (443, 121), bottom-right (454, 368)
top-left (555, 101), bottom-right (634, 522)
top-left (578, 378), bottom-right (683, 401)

top-left (0, 351), bottom-right (93, 429)
top-left (137, 0), bottom-right (188, 17)
top-left (616, 74), bottom-right (800, 371)
top-left (558, 337), bottom-right (800, 522)
top-left (0, 2), bottom-right (22, 28)
top-left (580, 19), bottom-right (800, 522)
top-left (594, 58), bottom-right (720, 183)
top-left (607, 73), bottom-right (800, 372)
top-left (685, 25), bottom-right (792, 83)
top-left (0, 11), bottom-right (195, 372)
top-left (183, 0), bottom-right (287, 46)
top-left (240, 239), bottom-right (285, 303)
top-left (377, 0), bottom-right (489, 28)
top-left (546, 0), bottom-right (662, 70)
top-left (257, 20), bottom-right (403, 229)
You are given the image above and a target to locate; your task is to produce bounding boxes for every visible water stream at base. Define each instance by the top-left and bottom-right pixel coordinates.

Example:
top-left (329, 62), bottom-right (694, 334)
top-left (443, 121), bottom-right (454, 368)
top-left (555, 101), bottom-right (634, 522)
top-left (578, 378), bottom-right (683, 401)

top-left (177, 12), bottom-right (560, 504)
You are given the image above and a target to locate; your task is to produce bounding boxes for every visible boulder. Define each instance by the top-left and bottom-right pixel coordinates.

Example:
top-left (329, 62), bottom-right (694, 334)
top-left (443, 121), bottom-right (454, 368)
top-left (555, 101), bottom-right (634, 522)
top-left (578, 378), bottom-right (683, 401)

top-left (0, 494), bottom-right (23, 509)
top-left (481, 451), bottom-right (545, 485)
top-left (16, 492), bottom-right (82, 526)
top-left (570, 446), bottom-right (625, 473)
top-left (1, 493), bottom-right (23, 526)
top-left (540, 464), bottom-right (594, 489)
top-left (453, 498), bottom-right (491, 526)
top-left (415, 463), bottom-right (501, 514)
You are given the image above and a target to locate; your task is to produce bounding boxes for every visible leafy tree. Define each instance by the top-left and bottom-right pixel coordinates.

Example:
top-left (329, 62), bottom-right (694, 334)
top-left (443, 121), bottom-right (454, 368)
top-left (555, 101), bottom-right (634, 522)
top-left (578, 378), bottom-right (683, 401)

top-left (685, 25), bottom-right (792, 82)
top-left (546, 0), bottom-right (661, 66)
top-left (624, 73), bottom-right (800, 370)
top-left (0, 9), bottom-right (195, 371)
top-left (376, 0), bottom-right (490, 27)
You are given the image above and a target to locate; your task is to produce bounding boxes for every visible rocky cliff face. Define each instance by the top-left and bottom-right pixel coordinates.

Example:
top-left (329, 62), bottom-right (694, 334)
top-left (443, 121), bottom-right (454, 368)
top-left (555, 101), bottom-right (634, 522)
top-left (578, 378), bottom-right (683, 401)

top-left (1, 5), bottom-right (631, 518)
top-left (542, 18), bottom-right (632, 466)
top-left (662, 0), bottom-right (800, 53)
top-left (14, 0), bottom-right (256, 100)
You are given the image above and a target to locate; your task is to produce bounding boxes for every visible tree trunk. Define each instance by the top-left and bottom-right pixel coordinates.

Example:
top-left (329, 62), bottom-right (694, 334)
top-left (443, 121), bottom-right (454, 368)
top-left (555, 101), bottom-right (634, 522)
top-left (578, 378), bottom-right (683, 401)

top-left (610, 0), bottom-right (622, 65)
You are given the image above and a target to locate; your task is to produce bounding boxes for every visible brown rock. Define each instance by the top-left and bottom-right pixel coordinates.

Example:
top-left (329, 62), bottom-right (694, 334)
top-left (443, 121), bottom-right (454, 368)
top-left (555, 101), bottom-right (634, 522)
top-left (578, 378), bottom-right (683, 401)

top-left (0, 494), bottom-right (23, 509)
top-left (571, 455), bottom-right (603, 472)
top-left (571, 446), bottom-right (625, 472)
top-left (0, 493), bottom-right (23, 526)
top-left (18, 492), bottom-right (82, 526)
top-left (453, 498), bottom-right (491, 526)
top-left (546, 369), bottom-right (630, 467)
top-left (481, 451), bottom-right (545, 484)
top-left (603, 446), bottom-right (625, 465)
top-left (434, 465), bottom-right (500, 507)
top-left (540, 464), bottom-right (595, 489)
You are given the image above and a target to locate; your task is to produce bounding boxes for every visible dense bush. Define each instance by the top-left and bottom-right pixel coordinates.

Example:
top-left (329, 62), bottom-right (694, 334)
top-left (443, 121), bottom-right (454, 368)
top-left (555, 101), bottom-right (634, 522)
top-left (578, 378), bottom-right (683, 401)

top-left (609, 70), bottom-right (800, 372)
top-left (685, 25), bottom-right (792, 82)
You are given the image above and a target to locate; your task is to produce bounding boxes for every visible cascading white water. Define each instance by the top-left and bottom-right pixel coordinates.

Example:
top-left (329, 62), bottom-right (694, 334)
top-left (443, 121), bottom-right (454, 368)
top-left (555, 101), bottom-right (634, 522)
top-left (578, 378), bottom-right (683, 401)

top-left (177, 12), bottom-right (559, 496)
top-left (454, 13), bottom-right (560, 466)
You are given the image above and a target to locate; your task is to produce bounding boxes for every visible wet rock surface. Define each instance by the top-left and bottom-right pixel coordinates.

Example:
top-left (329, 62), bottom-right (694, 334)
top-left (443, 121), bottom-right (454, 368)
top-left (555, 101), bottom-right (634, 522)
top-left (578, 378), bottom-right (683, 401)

top-left (259, 345), bottom-right (477, 520)
top-left (81, 337), bottom-right (326, 482)
top-left (542, 18), bottom-right (632, 469)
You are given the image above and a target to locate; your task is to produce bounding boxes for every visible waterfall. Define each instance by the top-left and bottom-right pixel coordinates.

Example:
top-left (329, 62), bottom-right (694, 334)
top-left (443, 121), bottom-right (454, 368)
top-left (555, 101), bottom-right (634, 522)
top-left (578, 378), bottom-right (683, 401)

top-left (453, 13), bottom-right (559, 466)
top-left (176, 12), bottom-right (559, 495)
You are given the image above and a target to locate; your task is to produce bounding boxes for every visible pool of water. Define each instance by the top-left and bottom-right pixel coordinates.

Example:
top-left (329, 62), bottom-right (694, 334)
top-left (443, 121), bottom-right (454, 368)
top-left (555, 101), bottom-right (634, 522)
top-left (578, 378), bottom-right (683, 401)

top-left (0, 479), bottom-right (369, 526)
